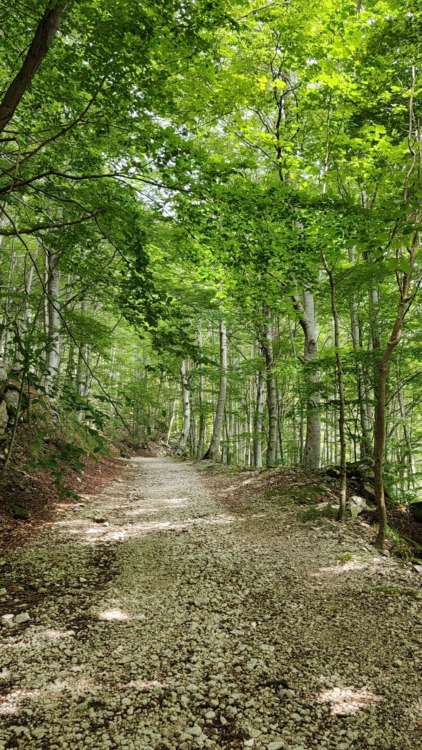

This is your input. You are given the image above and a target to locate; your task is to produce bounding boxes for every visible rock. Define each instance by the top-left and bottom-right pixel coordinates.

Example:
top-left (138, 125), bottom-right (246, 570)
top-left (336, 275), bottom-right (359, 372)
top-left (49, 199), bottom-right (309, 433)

top-left (413, 564), bottom-right (422, 574)
top-left (4, 387), bottom-right (19, 411)
top-left (189, 725), bottom-right (203, 737)
top-left (0, 587), bottom-right (7, 596)
top-left (1, 613), bottom-right (14, 627)
top-left (0, 668), bottom-right (11, 685)
top-left (15, 611), bottom-right (30, 624)
top-left (32, 727), bottom-right (46, 739)
top-left (268, 741), bottom-right (285, 750)
top-left (349, 495), bottom-right (369, 518)
top-left (409, 501), bottom-right (422, 523)
top-left (0, 399), bottom-right (8, 434)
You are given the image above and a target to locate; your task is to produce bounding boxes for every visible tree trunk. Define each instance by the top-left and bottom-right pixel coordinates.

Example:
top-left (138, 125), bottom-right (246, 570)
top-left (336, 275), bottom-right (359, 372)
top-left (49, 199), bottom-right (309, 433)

top-left (203, 320), bottom-right (227, 461)
top-left (324, 256), bottom-right (347, 521)
top-left (166, 398), bottom-right (177, 445)
top-left (197, 332), bottom-right (206, 458)
top-left (45, 248), bottom-right (61, 395)
top-left (373, 235), bottom-right (418, 548)
top-left (348, 249), bottom-right (372, 458)
top-left (294, 290), bottom-right (320, 470)
top-left (259, 308), bottom-right (278, 467)
top-left (253, 367), bottom-right (266, 468)
top-left (0, 3), bottom-right (68, 134)
top-left (177, 360), bottom-right (191, 453)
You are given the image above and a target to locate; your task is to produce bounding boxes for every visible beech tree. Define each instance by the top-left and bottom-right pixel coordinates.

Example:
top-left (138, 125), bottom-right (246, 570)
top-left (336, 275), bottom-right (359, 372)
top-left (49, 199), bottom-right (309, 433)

top-left (0, 0), bottom-right (421, 549)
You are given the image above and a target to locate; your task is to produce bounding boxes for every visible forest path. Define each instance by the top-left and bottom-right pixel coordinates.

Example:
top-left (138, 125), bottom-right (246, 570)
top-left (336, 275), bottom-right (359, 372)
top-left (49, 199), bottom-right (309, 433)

top-left (0, 457), bottom-right (421, 750)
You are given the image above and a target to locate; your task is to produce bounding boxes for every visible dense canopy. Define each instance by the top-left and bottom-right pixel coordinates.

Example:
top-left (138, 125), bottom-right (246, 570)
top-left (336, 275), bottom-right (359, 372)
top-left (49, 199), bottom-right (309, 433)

top-left (0, 0), bottom-right (421, 551)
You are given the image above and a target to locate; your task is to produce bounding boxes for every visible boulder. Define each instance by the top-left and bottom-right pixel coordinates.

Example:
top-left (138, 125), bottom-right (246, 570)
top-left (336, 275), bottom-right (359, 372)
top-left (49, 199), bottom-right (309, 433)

top-left (409, 500), bottom-right (422, 523)
top-left (349, 495), bottom-right (369, 518)
top-left (4, 387), bottom-right (19, 412)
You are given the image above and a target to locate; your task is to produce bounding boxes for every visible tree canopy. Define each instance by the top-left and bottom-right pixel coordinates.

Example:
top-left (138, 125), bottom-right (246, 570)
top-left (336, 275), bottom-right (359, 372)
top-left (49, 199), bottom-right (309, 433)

top-left (0, 0), bottom-right (421, 548)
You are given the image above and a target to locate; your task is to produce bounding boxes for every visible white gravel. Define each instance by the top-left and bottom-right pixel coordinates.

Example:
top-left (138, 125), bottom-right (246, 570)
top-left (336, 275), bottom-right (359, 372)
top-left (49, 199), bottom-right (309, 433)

top-left (0, 457), bottom-right (421, 749)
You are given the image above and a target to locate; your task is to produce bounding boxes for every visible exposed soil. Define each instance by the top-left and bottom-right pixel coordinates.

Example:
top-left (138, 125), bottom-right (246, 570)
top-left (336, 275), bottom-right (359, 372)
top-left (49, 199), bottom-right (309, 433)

top-left (0, 455), bottom-right (127, 552)
top-left (0, 457), bottom-right (421, 750)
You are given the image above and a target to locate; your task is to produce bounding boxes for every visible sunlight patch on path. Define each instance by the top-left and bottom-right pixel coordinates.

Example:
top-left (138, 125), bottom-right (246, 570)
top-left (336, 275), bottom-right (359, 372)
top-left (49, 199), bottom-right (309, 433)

top-left (318, 686), bottom-right (382, 715)
top-left (313, 557), bottom-right (386, 577)
top-left (49, 511), bottom-right (237, 545)
top-left (97, 607), bottom-right (130, 622)
top-left (0, 675), bottom-right (100, 716)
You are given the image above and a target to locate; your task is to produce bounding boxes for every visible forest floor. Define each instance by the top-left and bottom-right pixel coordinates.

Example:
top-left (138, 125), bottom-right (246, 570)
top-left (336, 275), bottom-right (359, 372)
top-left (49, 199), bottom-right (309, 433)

top-left (0, 457), bottom-right (421, 750)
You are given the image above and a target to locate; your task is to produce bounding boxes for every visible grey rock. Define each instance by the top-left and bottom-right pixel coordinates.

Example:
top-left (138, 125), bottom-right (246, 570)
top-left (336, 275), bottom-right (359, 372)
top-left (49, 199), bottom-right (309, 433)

top-left (349, 495), bottom-right (369, 518)
top-left (4, 388), bottom-right (19, 411)
top-left (15, 611), bottom-right (30, 624)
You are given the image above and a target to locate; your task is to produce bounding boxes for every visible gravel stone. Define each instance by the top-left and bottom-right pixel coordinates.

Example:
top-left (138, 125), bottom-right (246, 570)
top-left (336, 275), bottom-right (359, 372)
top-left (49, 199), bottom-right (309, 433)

top-left (0, 457), bottom-right (420, 750)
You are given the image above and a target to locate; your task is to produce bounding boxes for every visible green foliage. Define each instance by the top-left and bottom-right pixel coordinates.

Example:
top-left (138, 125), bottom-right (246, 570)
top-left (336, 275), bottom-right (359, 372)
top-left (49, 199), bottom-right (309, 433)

top-left (0, 0), bottom-right (421, 519)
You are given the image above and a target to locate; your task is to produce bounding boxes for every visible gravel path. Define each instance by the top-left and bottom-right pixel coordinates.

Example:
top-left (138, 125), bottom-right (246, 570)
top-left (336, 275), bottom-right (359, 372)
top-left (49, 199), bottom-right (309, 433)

top-left (0, 457), bottom-right (421, 749)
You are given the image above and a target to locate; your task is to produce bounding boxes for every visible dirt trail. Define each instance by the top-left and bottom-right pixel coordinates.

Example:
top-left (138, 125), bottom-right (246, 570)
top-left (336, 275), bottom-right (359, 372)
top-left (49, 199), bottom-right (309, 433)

top-left (0, 457), bottom-right (421, 750)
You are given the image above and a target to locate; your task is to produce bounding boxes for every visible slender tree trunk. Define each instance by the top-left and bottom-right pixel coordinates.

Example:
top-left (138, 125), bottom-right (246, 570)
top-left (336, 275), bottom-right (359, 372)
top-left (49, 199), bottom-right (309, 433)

top-left (197, 332), bottom-right (206, 458)
top-left (253, 367), bottom-right (266, 468)
top-left (294, 290), bottom-right (321, 469)
top-left (260, 308), bottom-right (278, 467)
top-left (177, 360), bottom-right (191, 453)
top-left (166, 398), bottom-right (177, 445)
top-left (348, 249), bottom-right (372, 458)
top-left (323, 256), bottom-right (347, 520)
top-left (203, 319), bottom-right (227, 461)
top-left (45, 248), bottom-right (61, 395)
top-left (277, 381), bottom-right (284, 464)
top-left (374, 235), bottom-right (418, 548)
top-left (397, 388), bottom-right (415, 489)
top-left (0, 247), bottom-right (17, 372)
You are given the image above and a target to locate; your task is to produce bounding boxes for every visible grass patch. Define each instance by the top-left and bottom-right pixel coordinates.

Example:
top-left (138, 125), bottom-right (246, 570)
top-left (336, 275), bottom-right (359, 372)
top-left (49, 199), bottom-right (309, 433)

top-left (374, 584), bottom-right (422, 600)
top-left (337, 552), bottom-right (354, 562)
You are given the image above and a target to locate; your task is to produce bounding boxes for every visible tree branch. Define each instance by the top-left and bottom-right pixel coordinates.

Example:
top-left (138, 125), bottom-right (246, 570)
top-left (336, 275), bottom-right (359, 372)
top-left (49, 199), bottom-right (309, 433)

top-left (0, 210), bottom-right (105, 236)
top-left (0, 2), bottom-right (69, 134)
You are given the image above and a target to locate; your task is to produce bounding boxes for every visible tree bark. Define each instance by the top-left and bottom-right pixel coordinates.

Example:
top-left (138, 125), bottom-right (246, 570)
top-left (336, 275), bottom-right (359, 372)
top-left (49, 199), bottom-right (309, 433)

top-left (197, 332), bottom-right (206, 458)
top-left (373, 235), bottom-right (418, 548)
top-left (45, 248), bottom-right (61, 395)
top-left (348, 249), bottom-right (373, 458)
top-left (166, 398), bottom-right (177, 445)
top-left (0, 2), bottom-right (68, 134)
top-left (259, 308), bottom-right (278, 467)
top-left (177, 360), bottom-right (191, 454)
top-left (203, 320), bottom-right (227, 461)
top-left (293, 290), bottom-right (321, 470)
top-left (253, 367), bottom-right (266, 468)
top-left (323, 256), bottom-right (347, 520)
